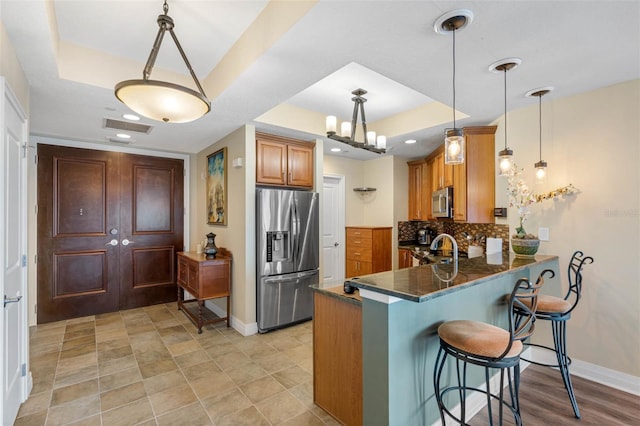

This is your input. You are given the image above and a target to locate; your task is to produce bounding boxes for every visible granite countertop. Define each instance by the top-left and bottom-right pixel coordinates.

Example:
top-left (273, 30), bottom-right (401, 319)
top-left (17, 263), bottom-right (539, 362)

top-left (310, 281), bottom-right (362, 306)
top-left (345, 254), bottom-right (558, 303)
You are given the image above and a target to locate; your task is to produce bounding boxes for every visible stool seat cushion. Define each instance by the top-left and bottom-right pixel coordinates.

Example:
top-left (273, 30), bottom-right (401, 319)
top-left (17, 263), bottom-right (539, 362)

top-left (519, 294), bottom-right (571, 314)
top-left (438, 320), bottom-right (522, 359)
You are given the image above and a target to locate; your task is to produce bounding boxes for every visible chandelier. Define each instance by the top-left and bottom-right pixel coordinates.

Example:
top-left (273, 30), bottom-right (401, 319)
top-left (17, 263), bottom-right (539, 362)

top-left (114, 0), bottom-right (211, 123)
top-left (325, 89), bottom-right (386, 154)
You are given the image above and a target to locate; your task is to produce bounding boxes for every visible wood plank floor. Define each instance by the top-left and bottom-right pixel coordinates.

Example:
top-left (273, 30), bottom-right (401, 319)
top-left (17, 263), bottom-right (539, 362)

top-left (470, 364), bottom-right (640, 425)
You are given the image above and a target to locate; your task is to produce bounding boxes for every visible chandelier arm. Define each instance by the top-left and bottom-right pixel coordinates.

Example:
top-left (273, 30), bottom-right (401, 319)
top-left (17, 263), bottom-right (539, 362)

top-left (168, 29), bottom-right (208, 98)
top-left (359, 101), bottom-right (368, 142)
top-left (350, 98), bottom-right (360, 140)
top-left (143, 24), bottom-right (168, 80)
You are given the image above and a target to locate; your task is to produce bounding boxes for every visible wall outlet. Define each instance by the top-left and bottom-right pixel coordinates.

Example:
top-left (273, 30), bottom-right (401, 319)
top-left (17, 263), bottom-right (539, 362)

top-left (538, 227), bottom-right (550, 241)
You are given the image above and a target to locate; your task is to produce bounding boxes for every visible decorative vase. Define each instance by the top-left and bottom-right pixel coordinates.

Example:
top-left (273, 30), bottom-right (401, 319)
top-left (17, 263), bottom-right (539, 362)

top-left (510, 237), bottom-right (540, 258)
top-left (204, 232), bottom-right (218, 258)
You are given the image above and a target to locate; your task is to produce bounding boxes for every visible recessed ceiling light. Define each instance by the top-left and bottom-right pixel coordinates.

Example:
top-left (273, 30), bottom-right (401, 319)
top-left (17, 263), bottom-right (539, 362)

top-left (330, 148), bottom-right (341, 152)
top-left (116, 133), bottom-right (131, 139)
top-left (405, 139), bottom-right (417, 144)
top-left (122, 114), bottom-right (140, 121)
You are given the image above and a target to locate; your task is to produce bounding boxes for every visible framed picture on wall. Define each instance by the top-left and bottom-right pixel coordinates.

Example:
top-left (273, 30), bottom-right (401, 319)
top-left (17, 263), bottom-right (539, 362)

top-left (207, 147), bottom-right (227, 225)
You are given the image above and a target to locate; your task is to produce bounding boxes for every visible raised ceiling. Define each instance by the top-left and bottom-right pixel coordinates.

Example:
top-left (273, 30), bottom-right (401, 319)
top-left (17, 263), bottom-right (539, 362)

top-left (2, 0), bottom-right (639, 160)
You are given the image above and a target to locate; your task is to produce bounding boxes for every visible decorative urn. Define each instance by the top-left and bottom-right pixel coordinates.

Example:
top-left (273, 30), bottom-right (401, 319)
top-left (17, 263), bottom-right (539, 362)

top-left (203, 232), bottom-right (218, 258)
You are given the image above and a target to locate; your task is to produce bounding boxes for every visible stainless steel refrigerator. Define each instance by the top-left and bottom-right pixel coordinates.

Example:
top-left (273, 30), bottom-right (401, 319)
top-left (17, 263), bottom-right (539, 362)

top-left (256, 188), bottom-right (319, 333)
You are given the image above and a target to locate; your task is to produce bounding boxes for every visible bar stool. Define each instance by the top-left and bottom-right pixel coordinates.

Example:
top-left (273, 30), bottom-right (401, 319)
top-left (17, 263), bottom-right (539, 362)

top-left (433, 270), bottom-right (553, 425)
top-left (518, 250), bottom-right (594, 419)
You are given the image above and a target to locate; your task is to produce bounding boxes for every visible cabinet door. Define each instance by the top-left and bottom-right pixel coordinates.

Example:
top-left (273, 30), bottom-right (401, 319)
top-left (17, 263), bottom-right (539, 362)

top-left (256, 139), bottom-right (286, 185)
top-left (345, 260), bottom-right (359, 278)
top-left (287, 144), bottom-right (314, 188)
top-left (408, 162), bottom-right (423, 220)
top-left (443, 157), bottom-right (454, 188)
top-left (452, 163), bottom-right (467, 222)
top-left (398, 249), bottom-right (412, 269)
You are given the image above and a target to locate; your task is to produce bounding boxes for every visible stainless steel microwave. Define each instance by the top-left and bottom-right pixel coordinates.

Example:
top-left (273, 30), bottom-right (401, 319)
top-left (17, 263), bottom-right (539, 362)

top-left (432, 187), bottom-right (453, 218)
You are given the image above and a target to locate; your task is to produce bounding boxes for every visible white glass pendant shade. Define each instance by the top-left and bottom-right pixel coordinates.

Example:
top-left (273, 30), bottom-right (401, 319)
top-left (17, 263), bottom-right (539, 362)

top-left (498, 148), bottom-right (513, 176)
top-left (115, 80), bottom-right (210, 123)
top-left (445, 128), bottom-right (464, 164)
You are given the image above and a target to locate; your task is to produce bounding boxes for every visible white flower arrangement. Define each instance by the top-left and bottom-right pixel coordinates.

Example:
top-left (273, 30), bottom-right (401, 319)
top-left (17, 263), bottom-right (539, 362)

top-left (506, 164), bottom-right (577, 238)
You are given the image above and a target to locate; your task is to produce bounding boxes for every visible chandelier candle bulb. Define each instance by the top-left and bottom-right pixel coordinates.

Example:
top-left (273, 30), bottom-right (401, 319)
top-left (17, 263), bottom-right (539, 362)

top-left (326, 116), bottom-right (337, 133)
top-left (376, 135), bottom-right (386, 149)
top-left (367, 131), bottom-right (377, 146)
top-left (341, 122), bottom-right (351, 138)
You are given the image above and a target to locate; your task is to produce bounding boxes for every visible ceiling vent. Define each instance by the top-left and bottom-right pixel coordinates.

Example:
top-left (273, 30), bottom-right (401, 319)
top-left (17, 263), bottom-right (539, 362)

top-left (103, 118), bottom-right (153, 134)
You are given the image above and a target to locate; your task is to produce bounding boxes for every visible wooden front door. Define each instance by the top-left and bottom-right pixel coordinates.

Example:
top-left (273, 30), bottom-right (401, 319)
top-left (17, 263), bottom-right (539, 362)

top-left (37, 145), bottom-right (184, 323)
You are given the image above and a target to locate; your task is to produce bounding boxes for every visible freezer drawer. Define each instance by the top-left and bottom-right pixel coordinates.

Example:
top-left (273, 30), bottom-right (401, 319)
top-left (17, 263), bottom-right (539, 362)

top-left (258, 269), bottom-right (317, 332)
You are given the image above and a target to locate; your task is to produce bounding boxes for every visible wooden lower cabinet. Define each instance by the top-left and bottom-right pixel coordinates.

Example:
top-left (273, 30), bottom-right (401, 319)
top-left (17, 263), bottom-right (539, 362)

top-left (345, 227), bottom-right (392, 278)
top-left (313, 290), bottom-right (362, 426)
top-left (398, 248), bottom-right (413, 269)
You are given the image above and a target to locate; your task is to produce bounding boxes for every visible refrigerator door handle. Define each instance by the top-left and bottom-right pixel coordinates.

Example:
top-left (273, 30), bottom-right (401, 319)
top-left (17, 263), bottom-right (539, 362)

top-left (292, 197), bottom-right (300, 263)
top-left (262, 270), bottom-right (317, 283)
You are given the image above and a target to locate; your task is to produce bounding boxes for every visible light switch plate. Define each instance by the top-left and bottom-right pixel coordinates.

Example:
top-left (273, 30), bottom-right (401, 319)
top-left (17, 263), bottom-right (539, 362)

top-left (538, 227), bottom-right (550, 241)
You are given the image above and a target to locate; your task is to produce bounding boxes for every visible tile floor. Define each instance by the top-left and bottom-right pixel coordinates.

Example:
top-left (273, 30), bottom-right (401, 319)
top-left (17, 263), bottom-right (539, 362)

top-left (15, 303), bottom-right (340, 426)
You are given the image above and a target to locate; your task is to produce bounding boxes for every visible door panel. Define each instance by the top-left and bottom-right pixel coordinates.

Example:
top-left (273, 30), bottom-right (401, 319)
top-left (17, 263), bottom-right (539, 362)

top-left (118, 154), bottom-right (183, 310)
top-left (54, 159), bottom-right (106, 236)
top-left (37, 145), bottom-right (120, 323)
top-left (37, 146), bottom-right (184, 322)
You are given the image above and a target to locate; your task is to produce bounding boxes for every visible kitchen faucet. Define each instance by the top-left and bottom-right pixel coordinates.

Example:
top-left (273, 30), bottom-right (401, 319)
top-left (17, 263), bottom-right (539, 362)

top-left (430, 233), bottom-right (458, 263)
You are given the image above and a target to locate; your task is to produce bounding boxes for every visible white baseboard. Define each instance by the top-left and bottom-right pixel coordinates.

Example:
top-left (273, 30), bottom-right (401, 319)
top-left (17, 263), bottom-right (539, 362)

top-left (529, 346), bottom-right (640, 396)
top-left (203, 300), bottom-right (258, 337)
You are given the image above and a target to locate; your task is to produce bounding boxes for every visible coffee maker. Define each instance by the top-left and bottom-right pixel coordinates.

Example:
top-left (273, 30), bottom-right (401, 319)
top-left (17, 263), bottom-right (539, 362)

top-left (417, 227), bottom-right (433, 245)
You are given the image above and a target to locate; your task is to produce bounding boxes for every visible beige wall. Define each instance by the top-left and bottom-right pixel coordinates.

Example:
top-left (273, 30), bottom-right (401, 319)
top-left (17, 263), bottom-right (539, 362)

top-left (323, 155), bottom-right (365, 226)
top-left (494, 79), bottom-right (639, 376)
top-left (0, 20), bottom-right (29, 113)
top-left (190, 126), bottom-right (257, 330)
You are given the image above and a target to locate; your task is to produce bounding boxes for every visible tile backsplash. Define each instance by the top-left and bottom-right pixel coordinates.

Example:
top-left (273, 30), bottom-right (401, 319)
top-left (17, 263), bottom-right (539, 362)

top-left (398, 221), bottom-right (510, 255)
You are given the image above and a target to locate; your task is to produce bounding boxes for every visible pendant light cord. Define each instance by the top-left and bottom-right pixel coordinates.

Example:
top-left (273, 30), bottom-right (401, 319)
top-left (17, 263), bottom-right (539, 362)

top-left (538, 94), bottom-right (542, 161)
top-left (452, 27), bottom-right (456, 128)
top-left (503, 68), bottom-right (507, 150)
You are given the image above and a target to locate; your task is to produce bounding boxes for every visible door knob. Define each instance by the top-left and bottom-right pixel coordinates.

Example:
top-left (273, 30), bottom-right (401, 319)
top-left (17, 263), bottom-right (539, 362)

top-left (105, 239), bottom-right (118, 246)
top-left (4, 295), bottom-right (22, 308)
top-left (334, 242), bottom-right (339, 247)
top-left (121, 239), bottom-right (134, 246)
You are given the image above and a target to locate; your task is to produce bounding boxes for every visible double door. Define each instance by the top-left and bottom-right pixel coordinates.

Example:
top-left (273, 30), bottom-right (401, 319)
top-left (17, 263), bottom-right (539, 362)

top-left (37, 145), bottom-right (184, 323)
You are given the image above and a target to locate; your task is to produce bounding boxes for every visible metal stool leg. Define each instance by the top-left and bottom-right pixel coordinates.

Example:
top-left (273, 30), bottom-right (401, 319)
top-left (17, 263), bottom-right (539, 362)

top-left (553, 319), bottom-right (580, 418)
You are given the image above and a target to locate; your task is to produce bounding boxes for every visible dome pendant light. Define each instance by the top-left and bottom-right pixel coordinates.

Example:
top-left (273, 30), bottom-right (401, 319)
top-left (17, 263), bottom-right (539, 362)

top-left (490, 58), bottom-right (521, 176)
top-left (435, 9), bottom-right (474, 165)
top-left (114, 0), bottom-right (211, 123)
top-left (526, 87), bottom-right (554, 184)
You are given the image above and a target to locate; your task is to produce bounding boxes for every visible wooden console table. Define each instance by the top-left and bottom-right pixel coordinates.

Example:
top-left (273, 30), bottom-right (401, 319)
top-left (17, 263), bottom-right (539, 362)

top-left (176, 249), bottom-right (232, 333)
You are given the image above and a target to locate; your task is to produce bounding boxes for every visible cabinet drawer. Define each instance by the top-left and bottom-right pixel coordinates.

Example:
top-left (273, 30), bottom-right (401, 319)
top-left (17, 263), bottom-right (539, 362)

top-left (347, 228), bottom-right (373, 240)
top-left (348, 237), bottom-right (372, 248)
top-left (346, 246), bottom-right (372, 261)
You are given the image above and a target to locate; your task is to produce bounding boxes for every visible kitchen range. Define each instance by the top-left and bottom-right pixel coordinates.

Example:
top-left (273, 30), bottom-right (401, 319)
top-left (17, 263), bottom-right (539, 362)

top-left (256, 188), bottom-right (319, 333)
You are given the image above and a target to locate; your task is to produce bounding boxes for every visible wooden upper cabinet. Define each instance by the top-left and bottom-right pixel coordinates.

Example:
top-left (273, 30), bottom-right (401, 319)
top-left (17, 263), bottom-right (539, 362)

top-left (256, 132), bottom-right (314, 188)
top-left (407, 159), bottom-right (429, 221)
top-left (431, 150), bottom-right (453, 190)
top-left (453, 126), bottom-right (497, 223)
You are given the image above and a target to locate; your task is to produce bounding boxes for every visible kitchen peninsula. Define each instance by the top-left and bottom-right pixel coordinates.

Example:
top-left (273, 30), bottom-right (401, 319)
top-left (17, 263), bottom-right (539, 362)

top-left (312, 254), bottom-right (560, 426)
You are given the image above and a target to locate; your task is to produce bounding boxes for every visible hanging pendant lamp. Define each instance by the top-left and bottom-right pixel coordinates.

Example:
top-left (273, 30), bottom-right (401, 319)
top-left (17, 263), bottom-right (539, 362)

top-left (435, 9), bottom-right (474, 165)
top-left (114, 0), bottom-right (211, 123)
top-left (526, 87), bottom-right (554, 184)
top-left (489, 58), bottom-right (521, 176)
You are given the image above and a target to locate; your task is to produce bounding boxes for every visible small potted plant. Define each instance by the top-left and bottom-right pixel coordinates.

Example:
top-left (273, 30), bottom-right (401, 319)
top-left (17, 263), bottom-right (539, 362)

top-left (507, 164), bottom-right (540, 257)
